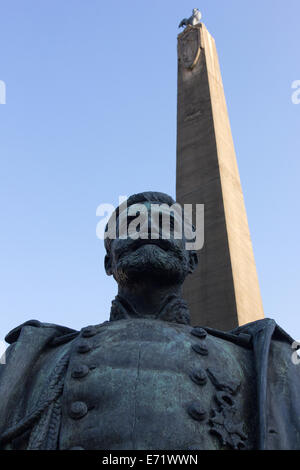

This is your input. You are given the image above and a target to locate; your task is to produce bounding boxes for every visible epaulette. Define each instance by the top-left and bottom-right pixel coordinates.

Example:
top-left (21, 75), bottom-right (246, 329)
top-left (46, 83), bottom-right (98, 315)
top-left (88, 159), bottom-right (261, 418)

top-left (5, 319), bottom-right (79, 345)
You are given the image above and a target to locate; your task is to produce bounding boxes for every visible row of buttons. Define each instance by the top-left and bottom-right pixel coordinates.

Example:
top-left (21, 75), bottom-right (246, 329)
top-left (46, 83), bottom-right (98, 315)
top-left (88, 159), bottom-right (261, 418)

top-left (187, 327), bottom-right (209, 422)
top-left (68, 326), bottom-right (99, 423)
top-left (66, 326), bottom-right (100, 449)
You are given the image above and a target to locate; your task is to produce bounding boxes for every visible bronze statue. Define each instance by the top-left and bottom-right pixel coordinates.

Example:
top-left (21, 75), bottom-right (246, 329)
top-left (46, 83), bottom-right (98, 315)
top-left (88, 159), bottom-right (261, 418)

top-left (0, 192), bottom-right (299, 450)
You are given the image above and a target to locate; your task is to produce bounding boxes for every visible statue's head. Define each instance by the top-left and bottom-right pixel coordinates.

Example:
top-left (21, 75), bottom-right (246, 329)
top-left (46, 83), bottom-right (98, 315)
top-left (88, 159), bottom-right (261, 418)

top-left (104, 192), bottom-right (198, 289)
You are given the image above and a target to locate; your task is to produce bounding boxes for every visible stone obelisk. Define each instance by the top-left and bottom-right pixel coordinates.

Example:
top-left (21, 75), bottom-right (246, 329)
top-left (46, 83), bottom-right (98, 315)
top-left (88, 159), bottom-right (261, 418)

top-left (176, 21), bottom-right (264, 330)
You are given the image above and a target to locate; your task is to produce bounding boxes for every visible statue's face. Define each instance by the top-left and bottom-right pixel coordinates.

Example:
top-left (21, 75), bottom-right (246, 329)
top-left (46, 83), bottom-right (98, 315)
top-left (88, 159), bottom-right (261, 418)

top-left (105, 202), bottom-right (196, 288)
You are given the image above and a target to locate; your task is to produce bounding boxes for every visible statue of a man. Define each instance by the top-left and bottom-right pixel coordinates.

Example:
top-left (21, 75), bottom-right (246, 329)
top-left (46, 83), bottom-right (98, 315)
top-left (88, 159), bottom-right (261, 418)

top-left (0, 192), bottom-right (299, 450)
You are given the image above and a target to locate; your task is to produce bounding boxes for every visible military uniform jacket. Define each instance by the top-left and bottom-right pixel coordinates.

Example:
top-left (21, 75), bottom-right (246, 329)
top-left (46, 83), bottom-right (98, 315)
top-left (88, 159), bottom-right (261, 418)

top-left (0, 317), bottom-right (299, 450)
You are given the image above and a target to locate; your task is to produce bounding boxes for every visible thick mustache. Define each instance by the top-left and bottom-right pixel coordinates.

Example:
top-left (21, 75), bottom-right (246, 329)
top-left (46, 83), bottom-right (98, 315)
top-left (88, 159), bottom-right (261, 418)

top-left (113, 236), bottom-right (185, 263)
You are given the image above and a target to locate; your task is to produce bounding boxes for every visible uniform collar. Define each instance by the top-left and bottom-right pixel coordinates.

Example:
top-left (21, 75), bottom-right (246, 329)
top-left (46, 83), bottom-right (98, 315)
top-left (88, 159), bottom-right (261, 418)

top-left (109, 293), bottom-right (190, 325)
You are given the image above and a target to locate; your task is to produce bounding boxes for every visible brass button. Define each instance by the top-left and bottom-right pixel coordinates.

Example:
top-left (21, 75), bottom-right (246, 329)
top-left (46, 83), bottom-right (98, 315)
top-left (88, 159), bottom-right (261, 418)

top-left (71, 364), bottom-right (89, 379)
top-left (82, 326), bottom-right (97, 338)
top-left (77, 341), bottom-right (92, 354)
top-left (192, 343), bottom-right (208, 356)
top-left (69, 401), bottom-right (88, 420)
top-left (190, 368), bottom-right (207, 385)
top-left (191, 327), bottom-right (207, 339)
top-left (187, 403), bottom-right (207, 421)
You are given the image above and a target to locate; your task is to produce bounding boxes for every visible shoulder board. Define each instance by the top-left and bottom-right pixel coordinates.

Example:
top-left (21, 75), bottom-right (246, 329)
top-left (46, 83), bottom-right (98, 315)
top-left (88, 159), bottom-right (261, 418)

top-left (5, 319), bottom-right (78, 345)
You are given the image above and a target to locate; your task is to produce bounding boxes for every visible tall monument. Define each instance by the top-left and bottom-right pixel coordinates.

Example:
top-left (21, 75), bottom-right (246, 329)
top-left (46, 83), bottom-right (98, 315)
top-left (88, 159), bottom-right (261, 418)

top-left (176, 13), bottom-right (264, 330)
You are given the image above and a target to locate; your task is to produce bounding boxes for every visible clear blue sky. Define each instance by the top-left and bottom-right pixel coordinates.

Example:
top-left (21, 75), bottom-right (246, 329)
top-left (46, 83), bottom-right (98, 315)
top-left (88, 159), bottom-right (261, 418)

top-left (0, 0), bottom-right (299, 342)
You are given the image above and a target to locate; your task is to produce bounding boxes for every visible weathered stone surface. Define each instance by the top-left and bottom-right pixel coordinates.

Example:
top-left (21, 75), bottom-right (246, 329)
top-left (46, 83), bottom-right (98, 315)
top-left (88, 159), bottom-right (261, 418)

top-left (176, 24), bottom-right (264, 329)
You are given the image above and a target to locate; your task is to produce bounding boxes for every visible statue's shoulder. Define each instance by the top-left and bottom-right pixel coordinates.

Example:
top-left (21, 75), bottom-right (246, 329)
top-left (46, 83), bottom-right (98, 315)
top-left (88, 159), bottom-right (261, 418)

top-left (5, 319), bottom-right (79, 345)
top-left (199, 318), bottom-right (295, 350)
top-left (229, 318), bottom-right (295, 345)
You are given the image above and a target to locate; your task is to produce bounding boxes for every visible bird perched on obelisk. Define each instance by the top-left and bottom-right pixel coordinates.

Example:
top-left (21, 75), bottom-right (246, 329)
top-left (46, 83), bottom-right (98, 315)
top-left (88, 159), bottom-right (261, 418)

top-left (179, 8), bottom-right (202, 29)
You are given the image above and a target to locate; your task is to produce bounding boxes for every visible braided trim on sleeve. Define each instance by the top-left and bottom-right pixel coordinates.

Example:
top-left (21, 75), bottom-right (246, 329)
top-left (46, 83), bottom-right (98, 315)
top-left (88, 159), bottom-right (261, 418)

top-left (0, 351), bottom-right (69, 447)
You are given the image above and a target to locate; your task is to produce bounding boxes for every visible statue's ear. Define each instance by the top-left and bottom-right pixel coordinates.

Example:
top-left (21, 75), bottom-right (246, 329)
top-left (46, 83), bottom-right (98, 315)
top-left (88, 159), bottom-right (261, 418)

top-left (188, 250), bottom-right (198, 274)
top-left (105, 254), bottom-right (113, 276)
